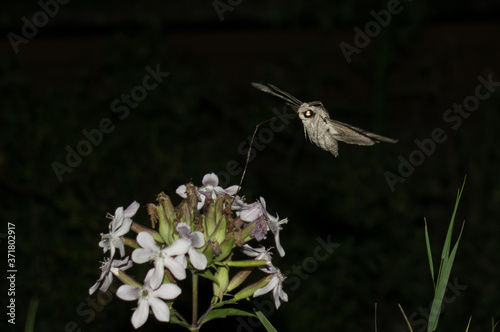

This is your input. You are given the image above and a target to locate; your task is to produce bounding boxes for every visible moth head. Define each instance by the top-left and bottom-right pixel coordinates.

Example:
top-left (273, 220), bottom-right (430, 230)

top-left (297, 102), bottom-right (328, 120)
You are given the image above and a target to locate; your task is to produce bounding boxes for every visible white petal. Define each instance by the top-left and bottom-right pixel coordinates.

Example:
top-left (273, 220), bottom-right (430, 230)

top-left (131, 298), bottom-right (149, 329)
top-left (148, 296), bottom-right (171, 322)
top-left (136, 232), bottom-right (159, 252)
top-left (124, 201), bottom-right (140, 218)
top-left (259, 197), bottom-right (267, 210)
top-left (175, 185), bottom-right (188, 198)
top-left (114, 217), bottom-right (133, 237)
top-left (224, 185), bottom-right (240, 196)
top-left (89, 281), bottom-right (100, 295)
top-left (189, 231), bottom-right (205, 248)
top-left (149, 261), bottom-right (165, 289)
top-left (154, 283), bottom-right (182, 300)
top-left (176, 222), bottom-right (191, 238)
top-left (111, 237), bottom-right (126, 257)
top-left (163, 256), bottom-right (187, 280)
top-left (116, 285), bottom-right (140, 301)
top-left (240, 208), bottom-right (262, 222)
top-left (112, 207), bottom-right (124, 231)
top-left (274, 232), bottom-right (285, 257)
top-left (188, 247), bottom-right (208, 270)
top-left (202, 173), bottom-right (219, 186)
top-left (132, 248), bottom-right (155, 264)
top-left (164, 239), bottom-right (191, 256)
top-left (253, 277), bottom-right (278, 297)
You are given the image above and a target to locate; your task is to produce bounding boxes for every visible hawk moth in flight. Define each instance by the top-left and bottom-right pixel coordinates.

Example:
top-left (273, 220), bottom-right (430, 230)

top-left (251, 82), bottom-right (398, 157)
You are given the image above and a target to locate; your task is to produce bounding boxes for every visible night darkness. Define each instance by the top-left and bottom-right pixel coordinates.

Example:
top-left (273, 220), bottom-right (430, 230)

top-left (1, 1), bottom-right (500, 331)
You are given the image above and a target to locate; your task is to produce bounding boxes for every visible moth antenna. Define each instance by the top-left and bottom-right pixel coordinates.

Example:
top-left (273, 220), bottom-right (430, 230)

top-left (251, 82), bottom-right (303, 108)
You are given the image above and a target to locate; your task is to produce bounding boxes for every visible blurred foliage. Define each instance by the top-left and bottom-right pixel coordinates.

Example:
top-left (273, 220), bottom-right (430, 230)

top-left (1, 1), bottom-right (500, 331)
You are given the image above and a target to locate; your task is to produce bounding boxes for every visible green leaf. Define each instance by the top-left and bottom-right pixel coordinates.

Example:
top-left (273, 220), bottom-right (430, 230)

top-left (426, 177), bottom-right (466, 332)
top-left (197, 269), bottom-right (218, 284)
top-left (424, 219), bottom-right (435, 286)
top-left (199, 308), bottom-right (255, 326)
top-left (24, 297), bottom-right (39, 332)
top-left (169, 315), bottom-right (191, 329)
top-left (255, 310), bottom-right (278, 332)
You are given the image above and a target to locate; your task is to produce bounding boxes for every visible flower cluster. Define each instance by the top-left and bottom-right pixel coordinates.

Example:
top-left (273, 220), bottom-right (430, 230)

top-left (90, 173), bottom-right (288, 329)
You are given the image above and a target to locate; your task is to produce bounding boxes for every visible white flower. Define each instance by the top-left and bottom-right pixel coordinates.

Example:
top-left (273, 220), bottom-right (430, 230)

top-left (132, 232), bottom-right (191, 288)
top-left (176, 173), bottom-right (239, 210)
top-left (233, 197), bottom-right (287, 257)
top-left (117, 269), bottom-right (182, 329)
top-left (89, 256), bottom-right (133, 295)
top-left (175, 184), bottom-right (204, 210)
top-left (253, 266), bottom-right (288, 309)
top-left (99, 201), bottom-right (140, 259)
top-left (198, 173), bottom-right (239, 201)
top-left (176, 223), bottom-right (208, 270)
top-left (242, 244), bottom-right (272, 262)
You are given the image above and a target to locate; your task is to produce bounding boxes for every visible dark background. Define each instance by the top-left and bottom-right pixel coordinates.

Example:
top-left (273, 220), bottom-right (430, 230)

top-left (1, 1), bottom-right (500, 331)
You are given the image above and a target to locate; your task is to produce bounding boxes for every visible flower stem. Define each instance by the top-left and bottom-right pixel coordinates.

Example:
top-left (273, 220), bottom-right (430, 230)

top-left (192, 270), bottom-right (199, 330)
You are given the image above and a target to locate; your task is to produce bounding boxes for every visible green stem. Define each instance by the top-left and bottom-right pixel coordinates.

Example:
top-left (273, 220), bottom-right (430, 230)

top-left (192, 271), bottom-right (199, 331)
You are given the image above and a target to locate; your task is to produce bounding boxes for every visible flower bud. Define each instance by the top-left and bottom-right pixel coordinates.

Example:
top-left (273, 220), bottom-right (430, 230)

top-left (204, 201), bottom-right (216, 240)
top-left (226, 268), bottom-right (252, 293)
top-left (233, 276), bottom-right (271, 302)
top-left (211, 214), bottom-right (227, 244)
top-left (226, 260), bottom-right (270, 268)
top-left (156, 193), bottom-right (175, 244)
top-left (110, 268), bottom-right (142, 288)
top-left (216, 237), bottom-right (235, 262)
top-left (213, 265), bottom-right (229, 300)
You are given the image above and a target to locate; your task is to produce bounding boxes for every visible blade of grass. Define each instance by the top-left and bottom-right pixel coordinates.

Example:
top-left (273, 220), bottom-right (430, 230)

top-left (426, 177), bottom-right (466, 332)
top-left (255, 310), bottom-right (278, 332)
top-left (424, 218), bottom-right (435, 287)
top-left (428, 221), bottom-right (464, 331)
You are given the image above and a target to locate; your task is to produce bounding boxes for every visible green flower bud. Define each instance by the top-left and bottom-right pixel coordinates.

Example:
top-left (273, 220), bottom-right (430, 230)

top-left (110, 268), bottom-right (142, 288)
top-left (226, 268), bottom-right (252, 293)
top-left (213, 266), bottom-right (229, 300)
top-left (216, 237), bottom-right (235, 262)
top-left (211, 214), bottom-right (227, 244)
top-left (156, 193), bottom-right (175, 244)
top-left (204, 201), bottom-right (216, 240)
top-left (226, 259), bottom-right (270, 268)
top-left (233, 276), bottom-right (271, 302)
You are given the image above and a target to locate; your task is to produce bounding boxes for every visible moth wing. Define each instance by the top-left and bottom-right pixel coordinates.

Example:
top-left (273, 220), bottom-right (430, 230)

top-left (326, 118), bottom-right (398, 145)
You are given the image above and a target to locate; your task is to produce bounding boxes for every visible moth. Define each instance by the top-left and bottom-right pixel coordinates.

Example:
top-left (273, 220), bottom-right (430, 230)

top-left (251, 82), bottom-right (398, 157)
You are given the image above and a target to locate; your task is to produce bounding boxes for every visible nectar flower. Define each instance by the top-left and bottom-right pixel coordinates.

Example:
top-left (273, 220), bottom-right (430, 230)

top-left (233, 197), bottom-right (287, 256)
top-left (176, 222), bottom-right (208, 270)
top-left (132, 232), bottom-right (191, 288)
top-left (89, 256), bottom-right (133, 295)
top-left (117, 269), bottom-right (182, 329)
top-left (198, 172), bottom-right (239, 201)
top-left (253, 265), bottom-right (288, 309)
top-left (176, 173), bottom-right (238, 209)
top-left (241, 244), bottom-right (272, 263)
top-left (99, 201), bottom-right (140, 259)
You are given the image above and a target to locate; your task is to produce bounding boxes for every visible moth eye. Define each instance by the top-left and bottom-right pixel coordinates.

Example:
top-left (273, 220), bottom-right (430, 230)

top-left (304, 109), bottom-right (314, 118)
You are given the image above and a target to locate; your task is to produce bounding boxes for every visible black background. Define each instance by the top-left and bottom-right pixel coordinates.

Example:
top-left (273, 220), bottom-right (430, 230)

top-left (1, 1), bottom-right (500, 331)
